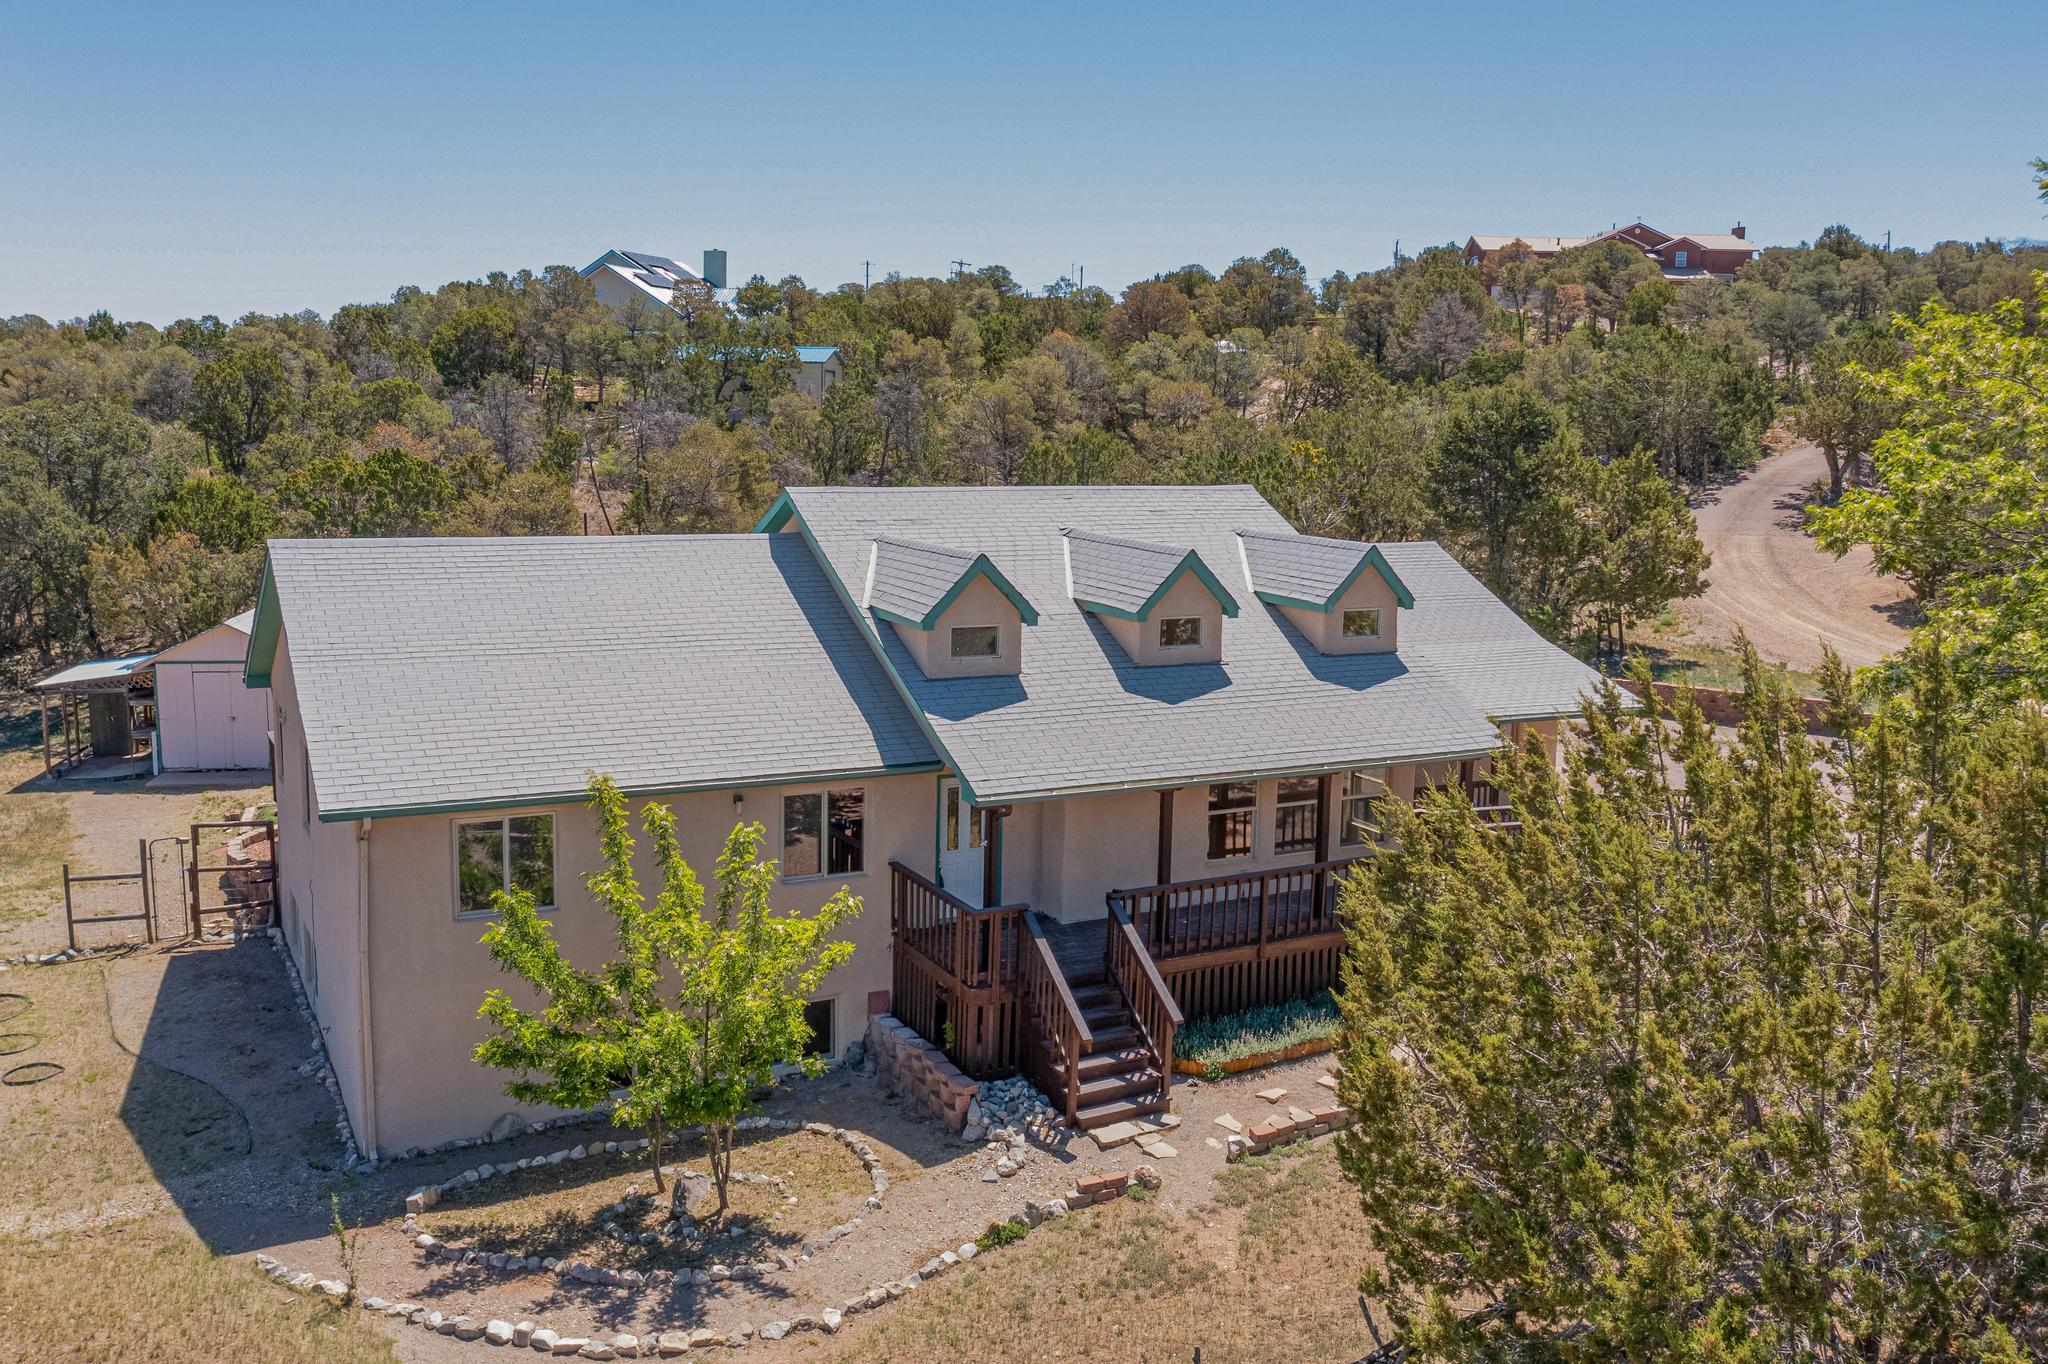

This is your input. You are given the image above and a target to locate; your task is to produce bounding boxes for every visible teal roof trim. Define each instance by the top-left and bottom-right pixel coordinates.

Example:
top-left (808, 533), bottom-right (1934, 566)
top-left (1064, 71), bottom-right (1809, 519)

top-left (753, 491), bottom-right (799, 533)
top-left (885, 554), bottom-right (1039, 629)
top-left (244, 558), bottom-right (282, 688)
top-left (1118, 551), bottom-right (1242, 620)
top-left (1254, 545), bottom-right (1415, 612)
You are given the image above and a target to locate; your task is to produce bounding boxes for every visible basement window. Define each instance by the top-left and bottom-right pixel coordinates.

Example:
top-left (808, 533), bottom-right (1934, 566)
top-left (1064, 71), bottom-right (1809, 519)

top-left (454, 814), bottom-right (555, 917)
top-left (1159, 616), bottom-right (1202, 648)
top-left (1342, 609), bottom-right (1381, 639)
top-left (950, 625), bottom-right (1000, 659)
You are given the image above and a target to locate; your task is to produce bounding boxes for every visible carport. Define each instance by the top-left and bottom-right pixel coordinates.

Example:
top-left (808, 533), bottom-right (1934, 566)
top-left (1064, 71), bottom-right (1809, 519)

top-left (30, 654), bottom-right (156, 777)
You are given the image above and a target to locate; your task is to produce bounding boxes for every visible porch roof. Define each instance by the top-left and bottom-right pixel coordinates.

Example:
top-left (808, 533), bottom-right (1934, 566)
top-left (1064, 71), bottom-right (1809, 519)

top-left (769, 485), bottom-right (1603, 804)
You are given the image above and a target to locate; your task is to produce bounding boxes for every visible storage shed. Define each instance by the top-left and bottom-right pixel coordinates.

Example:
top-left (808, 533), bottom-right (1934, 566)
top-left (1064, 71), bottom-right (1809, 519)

top-left (151, 610), bottom-right (271, 774)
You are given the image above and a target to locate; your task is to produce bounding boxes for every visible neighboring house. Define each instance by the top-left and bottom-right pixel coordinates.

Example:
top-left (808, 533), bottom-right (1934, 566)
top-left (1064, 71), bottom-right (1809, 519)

top-left (793, 345), bottom-right (843, 399)
top-left (247, 486), bottom-right (1608, 1156)
top-left (151, 609), bottom-right (270, 774)
top-left (579, 248), bottom-right (731, 324)
top-left (1464, 221), bottom-right (1757, 283)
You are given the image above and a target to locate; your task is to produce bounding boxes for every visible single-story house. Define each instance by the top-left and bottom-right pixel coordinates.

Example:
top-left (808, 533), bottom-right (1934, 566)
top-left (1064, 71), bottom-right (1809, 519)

top-left (151, 609), bottom-right (270, 775)
top-left (249, 486), bottom-right (1608, 1156)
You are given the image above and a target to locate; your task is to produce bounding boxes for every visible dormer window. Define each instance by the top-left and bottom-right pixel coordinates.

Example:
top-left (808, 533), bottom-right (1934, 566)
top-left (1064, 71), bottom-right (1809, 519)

top-left (1342, 609), bottom-right (1380, 639)
top-left (1063, 528), bottom-right (1238, 666)
top-left (950, 625), bottom-right (1000, 659)
top-left (866, 536), bottom-right (1036, 680)
top-left (1239, 529), bottom-right (1413, 657)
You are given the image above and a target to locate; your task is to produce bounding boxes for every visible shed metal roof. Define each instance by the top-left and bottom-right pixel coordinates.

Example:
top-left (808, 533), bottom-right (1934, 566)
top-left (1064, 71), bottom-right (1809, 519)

top-left (252, 534), bottom-right (937, 820)
top-left (33, 655), bottom-right (154, 690)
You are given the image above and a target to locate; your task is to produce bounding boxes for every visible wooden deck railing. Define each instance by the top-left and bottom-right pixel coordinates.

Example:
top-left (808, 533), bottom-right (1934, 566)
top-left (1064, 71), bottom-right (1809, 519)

top-left (1106, 902), bottom-right (1181, 1108)
top-left (890, 862), bottom-right (1028, 1077)
top-left (1019, 912), bottom-right (1094, 1126)
top-left (1107, 856), bottom-right (1363, 962)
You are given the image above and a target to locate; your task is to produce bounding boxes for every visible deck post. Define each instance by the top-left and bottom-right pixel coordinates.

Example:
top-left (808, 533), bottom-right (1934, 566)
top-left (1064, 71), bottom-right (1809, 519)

top-left (1156, 787), bottom-right (1174, 885)
top-left (1313, 773), bottom-right (1333, 923)
top-left (39, 694), bottom-right (51, 776)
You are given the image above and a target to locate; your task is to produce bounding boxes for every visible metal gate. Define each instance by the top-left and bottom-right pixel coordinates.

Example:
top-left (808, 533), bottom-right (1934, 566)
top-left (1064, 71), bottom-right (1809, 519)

top-left (60, 839), bottom-right (161, 950)
top-left (186, 819), bottom-right (278, 938)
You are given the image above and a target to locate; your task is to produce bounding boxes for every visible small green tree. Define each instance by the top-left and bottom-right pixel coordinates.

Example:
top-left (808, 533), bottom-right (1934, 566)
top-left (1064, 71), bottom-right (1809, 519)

top-left (475, 775), bottom-right (859, 1216)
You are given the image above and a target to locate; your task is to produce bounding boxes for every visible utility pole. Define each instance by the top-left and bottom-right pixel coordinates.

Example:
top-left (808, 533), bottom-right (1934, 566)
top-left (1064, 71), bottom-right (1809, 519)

top-left (1078, 264), bottom-right (1084, 290)
top-left (863, 259), bottom-right (871, 290)
top-left (950, 259), bottom-right (972, 279)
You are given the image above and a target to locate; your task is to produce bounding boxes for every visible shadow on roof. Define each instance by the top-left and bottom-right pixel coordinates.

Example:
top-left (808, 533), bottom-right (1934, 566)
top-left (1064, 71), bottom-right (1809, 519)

top-left (1262, 603), bottom-right (1414, 692)
top-left (1080, 615), bottom-right (1232, 704)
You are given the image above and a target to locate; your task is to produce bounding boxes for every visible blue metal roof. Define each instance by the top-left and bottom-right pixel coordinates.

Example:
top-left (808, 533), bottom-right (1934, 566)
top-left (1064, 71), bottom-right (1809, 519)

top-left (794, 345), bottom-right (841, 364)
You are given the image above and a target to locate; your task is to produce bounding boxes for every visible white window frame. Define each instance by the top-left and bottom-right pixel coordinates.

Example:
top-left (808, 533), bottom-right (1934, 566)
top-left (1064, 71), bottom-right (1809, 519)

top-left (1674, 249), bottom-right (1688, 268)
top-left (1341, 608), bottom-right (1381, 639)
top-left (452, 812), bottom-right (557, 920)
top-left (1339, 769), bottom-right (1391, 848)
top-left (949, 624), bottom-right (1001, 660)
top-left (782, 786), bottom-right (868, 881)
top-left (1159, 615), bottom-right (1203, 649)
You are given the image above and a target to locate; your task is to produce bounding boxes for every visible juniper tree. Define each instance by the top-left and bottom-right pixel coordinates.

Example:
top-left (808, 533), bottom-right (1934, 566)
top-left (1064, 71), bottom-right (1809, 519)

top-left (1336, 645), bottom-right (2048, 1360)
top-left (475, 775), bottom-right (859, 1216)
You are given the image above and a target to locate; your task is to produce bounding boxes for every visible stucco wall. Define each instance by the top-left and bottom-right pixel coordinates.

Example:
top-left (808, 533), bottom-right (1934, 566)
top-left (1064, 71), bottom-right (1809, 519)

top-left (1098, 571), bottom-right (1225, 666)
top-left (270, 630), bottom-right (372, 1155)
top-left (360, 772), bottom-right (931, 1155)
top-left (1275, 569), bottom-right (1400, 655)
top-left (891, 574), bottom-right (1023, 679)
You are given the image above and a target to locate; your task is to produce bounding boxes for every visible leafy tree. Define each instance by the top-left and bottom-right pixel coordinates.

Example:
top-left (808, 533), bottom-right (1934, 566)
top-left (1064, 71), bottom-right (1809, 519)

top-left (475, 776), bottom-right (858, 1213)
top-left (85, 531), bottom-right (262, 652)
top-left (1790, 330), bottom-right (1904, 501)
top-left (1428, 381), bottom-right (1566, 592)
top-left (1102, 280), bottom-right (1195, 350)
top-left (429, 306), bottom-right (520, 390)
top-left (151, 473), bottom-right (279, 552)
top-left (1566, 448), bottom-right (1710, 650)
top-left (1811, 272), bottom-right (2048, 688)
top-left (275, 446), bottom-right (453, 537)
top-left (189, 344), bottom-right (291, 473)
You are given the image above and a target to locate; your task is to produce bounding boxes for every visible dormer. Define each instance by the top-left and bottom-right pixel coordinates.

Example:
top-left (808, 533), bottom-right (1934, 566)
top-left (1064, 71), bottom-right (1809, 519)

top-left (867, 536), bottom-right (1037, 678)
top-left (1238, 528), bottom-right (1413, 656)
top-left (1063, 529), bottom-right (1239, 666)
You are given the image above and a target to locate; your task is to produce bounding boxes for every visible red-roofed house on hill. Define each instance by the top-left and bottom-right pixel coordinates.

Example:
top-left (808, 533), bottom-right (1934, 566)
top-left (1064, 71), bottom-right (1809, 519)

top-left (1464, 222), bottom-right (1758, 283)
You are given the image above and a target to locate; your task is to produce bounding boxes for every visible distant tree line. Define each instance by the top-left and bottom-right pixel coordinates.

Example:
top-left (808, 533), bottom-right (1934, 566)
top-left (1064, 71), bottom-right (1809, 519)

top-left (3, 221), bottom-right (2040, 680)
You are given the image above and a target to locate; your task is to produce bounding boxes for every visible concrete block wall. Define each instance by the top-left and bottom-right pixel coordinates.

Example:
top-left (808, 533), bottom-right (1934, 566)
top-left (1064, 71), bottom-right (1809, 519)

top-left (865, 1014), bottom-right (978, 1132)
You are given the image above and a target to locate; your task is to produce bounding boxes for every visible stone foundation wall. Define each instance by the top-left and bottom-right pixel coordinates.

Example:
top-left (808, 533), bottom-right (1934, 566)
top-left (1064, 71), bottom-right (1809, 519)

top-left (864, 1014), bottom-right (977, 1132)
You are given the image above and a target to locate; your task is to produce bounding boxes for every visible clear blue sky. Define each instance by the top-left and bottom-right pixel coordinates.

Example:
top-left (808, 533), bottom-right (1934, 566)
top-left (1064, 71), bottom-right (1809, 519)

top-left (4, 0), bottom-right (2043, 325)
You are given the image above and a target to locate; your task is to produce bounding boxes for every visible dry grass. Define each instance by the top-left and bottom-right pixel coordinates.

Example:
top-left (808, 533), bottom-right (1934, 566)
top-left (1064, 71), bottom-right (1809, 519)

top-left (0, 959), bottom-right (393, 1362)
top-left (0, 1223), bottom-right (395, 1363)
top-left (421, 1128), bottom-right (876, 1270)
top-left (0, 957), bottom-right (223, 1221)
top-left (0, 706), bottom-right (74, 935)
top-left (822, 1141), bottom-right (1385, 1364)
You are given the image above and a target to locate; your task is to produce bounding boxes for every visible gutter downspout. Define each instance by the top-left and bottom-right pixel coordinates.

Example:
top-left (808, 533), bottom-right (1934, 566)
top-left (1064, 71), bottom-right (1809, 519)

top-left (355, 816), bottom-right (378, 1159)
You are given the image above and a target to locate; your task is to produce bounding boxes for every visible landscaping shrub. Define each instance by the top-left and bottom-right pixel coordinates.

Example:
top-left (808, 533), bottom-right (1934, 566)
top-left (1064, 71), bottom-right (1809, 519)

top-left (976, 1219), bottom-right (1031, 1252)
top-left (1178, 993), bottom-right (1340, 1079)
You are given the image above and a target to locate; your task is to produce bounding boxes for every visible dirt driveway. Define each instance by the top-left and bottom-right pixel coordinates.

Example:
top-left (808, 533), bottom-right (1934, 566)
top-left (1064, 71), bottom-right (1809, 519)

top-left (1676, 439), bottom-right (1914, 671)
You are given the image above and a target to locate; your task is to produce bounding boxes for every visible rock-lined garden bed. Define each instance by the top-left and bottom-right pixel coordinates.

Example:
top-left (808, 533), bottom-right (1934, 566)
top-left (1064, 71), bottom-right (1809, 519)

top-left (404, 1118), bottom-right (889, 1292)
top-left (257, 1160), bottom-right (1164, 1356)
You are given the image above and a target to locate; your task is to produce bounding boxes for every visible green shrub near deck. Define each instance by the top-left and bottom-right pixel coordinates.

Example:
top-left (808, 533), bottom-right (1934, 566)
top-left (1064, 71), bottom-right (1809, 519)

top-left (1179, 993), bottom-right (1340, 1078)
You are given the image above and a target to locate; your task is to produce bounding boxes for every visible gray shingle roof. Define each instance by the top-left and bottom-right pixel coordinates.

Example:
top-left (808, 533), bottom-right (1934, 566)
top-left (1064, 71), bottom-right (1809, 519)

top-left (1063, 529), bottom-right (1213, 617)
top-left (1375, 541), bottom-right (1612, 723)
top-left (781, 485), bottom-right (1600, 804)
top-left (866, 536), bottom-right (1036, 628)
top-left (262, 534), bottom-right (936, 820)
top-left (1238, 529), bottom-right (1410, 609)
top-left (867, 537), bottom-right (981, 624)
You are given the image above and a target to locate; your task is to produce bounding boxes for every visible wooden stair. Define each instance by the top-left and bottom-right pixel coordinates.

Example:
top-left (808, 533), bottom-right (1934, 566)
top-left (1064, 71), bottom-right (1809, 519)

top-left (1040, 971), bottom-right (1171, 1130)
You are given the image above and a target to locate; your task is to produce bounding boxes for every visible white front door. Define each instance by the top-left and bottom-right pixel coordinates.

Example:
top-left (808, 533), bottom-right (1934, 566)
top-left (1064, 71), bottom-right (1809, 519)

top-left (938, 780), bottom-right (985, 907)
